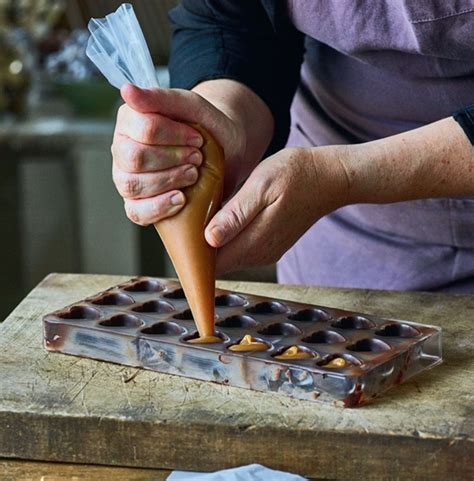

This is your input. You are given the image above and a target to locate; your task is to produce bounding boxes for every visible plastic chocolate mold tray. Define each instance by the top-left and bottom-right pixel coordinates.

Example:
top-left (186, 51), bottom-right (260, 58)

top-left (43, 277), bottom-right (442, 407)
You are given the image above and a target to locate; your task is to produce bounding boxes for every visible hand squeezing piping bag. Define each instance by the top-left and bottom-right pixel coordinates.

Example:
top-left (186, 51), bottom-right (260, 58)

top-left (86, 4), bottom-right (224, 340)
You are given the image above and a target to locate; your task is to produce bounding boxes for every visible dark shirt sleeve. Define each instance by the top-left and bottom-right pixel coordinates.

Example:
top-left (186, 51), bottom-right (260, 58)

top-left (453, 104), bottom-right (474, 145)
top-left (168, 0), bottom-right (305, 154)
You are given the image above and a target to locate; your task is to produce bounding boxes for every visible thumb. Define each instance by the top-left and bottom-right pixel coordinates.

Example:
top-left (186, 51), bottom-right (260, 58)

top-left (121, 84), bottom-right (214, 122)
top-left (120, 84), bottom-right (163, 113)
top-left (205, 178), bottom-right (265, 248)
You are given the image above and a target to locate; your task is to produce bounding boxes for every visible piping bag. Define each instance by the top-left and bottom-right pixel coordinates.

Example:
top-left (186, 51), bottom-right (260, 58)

top-left (86, 4), bottom-right (224, 341)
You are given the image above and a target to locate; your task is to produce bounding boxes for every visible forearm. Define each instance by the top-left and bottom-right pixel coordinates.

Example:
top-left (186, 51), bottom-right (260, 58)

top-left (336, 117), bottom-right (474, 205)
top-left (192, 79), bottom-right (274, 179)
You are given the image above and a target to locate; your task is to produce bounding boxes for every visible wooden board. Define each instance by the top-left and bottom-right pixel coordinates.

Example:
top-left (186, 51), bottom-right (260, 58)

top-left (0, 273), bottom-right (473, 480)
top-left (0, 458), bottom-right (170, 480)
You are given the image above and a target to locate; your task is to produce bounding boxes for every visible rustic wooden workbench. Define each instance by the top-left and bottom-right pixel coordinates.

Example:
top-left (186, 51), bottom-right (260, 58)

top-left (0, 273), bottom-right (472, 480)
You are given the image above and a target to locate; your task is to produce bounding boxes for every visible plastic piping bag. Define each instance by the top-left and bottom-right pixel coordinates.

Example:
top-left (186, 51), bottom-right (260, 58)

top-left (86, 4), bottom-right (224, 341)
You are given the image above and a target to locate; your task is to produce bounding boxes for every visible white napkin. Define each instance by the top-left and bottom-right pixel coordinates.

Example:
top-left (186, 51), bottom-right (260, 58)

top-left (167, 464), bottom-right (308, 481)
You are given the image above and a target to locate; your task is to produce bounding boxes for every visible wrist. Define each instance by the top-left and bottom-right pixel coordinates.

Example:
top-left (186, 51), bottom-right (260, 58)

top-left (307, 145), bottom-right (353, 212)
top-left (192, 79), bottom-right (274, 180)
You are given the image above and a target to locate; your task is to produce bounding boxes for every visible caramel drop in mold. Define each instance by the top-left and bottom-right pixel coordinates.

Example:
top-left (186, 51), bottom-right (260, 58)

top-left (228, 334), bottom-right (268, 352)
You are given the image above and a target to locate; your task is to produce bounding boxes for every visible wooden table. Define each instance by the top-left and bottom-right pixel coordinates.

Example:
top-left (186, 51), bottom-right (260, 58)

top-left (0, 274), bottom-right (473, 480)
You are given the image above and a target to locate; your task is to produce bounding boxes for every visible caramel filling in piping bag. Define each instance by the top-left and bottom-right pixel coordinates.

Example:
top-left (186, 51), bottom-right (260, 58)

top-left (228, 335), bottom-right (268, 352)
top-left (274, 345), bottom-right (313, 360)
top-left (154, 124), bottom-right (224, 339)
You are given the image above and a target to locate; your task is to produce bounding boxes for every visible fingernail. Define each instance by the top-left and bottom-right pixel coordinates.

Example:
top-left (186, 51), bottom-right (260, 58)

top-left (187, 136), bottom-right (203, 148)
top-left (187, 151), bottom-right (202, 165)
top-left (184, 165), bottom-right (198, 182)
top-left (209, 224), bottom-right (226, 245)
top-left (170, 192), bottom-right (185, 206)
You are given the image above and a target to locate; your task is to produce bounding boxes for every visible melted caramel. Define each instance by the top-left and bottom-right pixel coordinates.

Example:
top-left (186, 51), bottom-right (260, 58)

top-left (228, 334), bottom-right (268, 352)
top-left (188, 335), bottom-right (222, 344)
top-left (154, 124), bottom-right (224, 338)
top-left (274, 345), bottom-right (313, 360)
top-left (322, 357), bottom-right (350, 368)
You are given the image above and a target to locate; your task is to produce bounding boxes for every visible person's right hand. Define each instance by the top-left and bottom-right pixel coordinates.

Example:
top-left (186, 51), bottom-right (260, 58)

top-left (112, 84), bottom-right (246, 226)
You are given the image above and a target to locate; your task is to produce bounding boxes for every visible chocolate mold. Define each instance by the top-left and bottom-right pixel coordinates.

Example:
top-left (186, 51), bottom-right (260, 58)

top-left (215, 294), bottom-right (246, 307)
top-left (216, 315), bottom-right (258, 328)
top-left (141, 321), bottom-right (185, 336)
top-left (163, 288), bottom-right (186, 299)
top-left (257, 322), bottom-right (301, 336)
top-left (57, 305), bottom-right (101, 321)
top-left (289, 308), bottom-right (331, 322)
top-left (99, 314), bottom-right (143, 328)
top-left (302, 330), bottom-right (346, 344)
top-left (332, 315), bottom-right (375, 330)
top-left (124, 279), bottom-right (165, 293)
top-left (43, 277), bottom-right (442, 407)
top-left (132, 300), bottom-right (175, 314)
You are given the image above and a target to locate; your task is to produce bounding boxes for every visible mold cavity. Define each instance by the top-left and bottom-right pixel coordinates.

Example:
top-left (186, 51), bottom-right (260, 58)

top-left (215, 294), bottom-right (246, 307)
top-left (133, 300), bottom-right (175, 314)
top-left (302, 330), bottom-right (346, 344)
top-left (289, 308), bottom-right (331, 322)
top-left (272, 345), bottom-right (317, 361)
top-left (173, 309), bottom-right (194, 321)
top-left (141, 321), bottom-right (184, 336)
top-left (347, 338), bottom-right (391, 353)
top-left (99, 314), bottom-right (143, 328)
top-left (124, 279), bottom-right (164, 293)
top-left (375, 323), bottom-right (420, 338)
top-left (58, 305), bottom-right (100, 320)
top-left (257, 322), bottom-right (301, 336)
top-left (182, 331), bottom-right (226, 344)
top-left (318, 354), bottom-right (362, 369)
top-left (164, 288), bottom-right (186, 300)
top-left (332, 315), bottom-right (374, 330)
top-left (92, 293), bottom-right (134, 306)
top-left (246, 302), bottom-right (287, 315)
top-left (216, 315), bottom-right (257, 328)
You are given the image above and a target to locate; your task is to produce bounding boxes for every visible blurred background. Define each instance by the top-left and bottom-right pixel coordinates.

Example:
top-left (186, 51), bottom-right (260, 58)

top-left (0, 0), bottom-right (275, 320)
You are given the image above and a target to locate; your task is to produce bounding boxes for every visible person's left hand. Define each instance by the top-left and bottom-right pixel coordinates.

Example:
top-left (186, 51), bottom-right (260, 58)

top-left (204, 146), bottom-right (350, 274)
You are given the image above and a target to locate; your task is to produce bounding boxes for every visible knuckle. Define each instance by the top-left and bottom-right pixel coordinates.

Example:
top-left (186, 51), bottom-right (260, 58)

top-left (119, 174), bottom-right (142, 198)
top-left (125, 176), bottom-right (141, 198)
top-left (128, 147), bottom-right (144, 172)
top-left (222, 208), bottom-right (244, 231)
top-left (142, 117), bottom-right (160, 144)
top-left (116, 104), bottom-right (129, 126)
top-left (116, 103), bottom-right (127, 119)
top-left (111, 137), bottom-right (126, 165)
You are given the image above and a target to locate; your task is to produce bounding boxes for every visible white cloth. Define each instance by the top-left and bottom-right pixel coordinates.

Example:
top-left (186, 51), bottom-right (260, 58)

top-left (167, 464), bottom-right (307, 481)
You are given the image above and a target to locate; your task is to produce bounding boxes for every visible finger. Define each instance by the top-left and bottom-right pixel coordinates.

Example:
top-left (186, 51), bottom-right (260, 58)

top-left (205, 174), bottom-right (267, 248)
top-left (215, 200), bottom-right (282, 275)
top-left (124, 190), bottom-right (186, 226)
top-left (112, 134), bottom-right (202, 173)
top-left (214, 219), bottom-right (264, 275)
top-left (116, 103), bottom-right (203, 147)
top-left (113, 163), bottom-right (198, 200)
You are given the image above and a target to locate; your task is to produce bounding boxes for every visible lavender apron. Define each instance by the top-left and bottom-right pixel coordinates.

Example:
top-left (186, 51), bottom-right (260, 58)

top-left (278, 0), bottom-right (474, 293)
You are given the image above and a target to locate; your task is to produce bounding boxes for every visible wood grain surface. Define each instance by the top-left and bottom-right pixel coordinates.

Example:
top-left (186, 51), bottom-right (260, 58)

top-left (0, 458), bottom-right (170, 480)
top-left (0, 274), bottom-right (473, 480)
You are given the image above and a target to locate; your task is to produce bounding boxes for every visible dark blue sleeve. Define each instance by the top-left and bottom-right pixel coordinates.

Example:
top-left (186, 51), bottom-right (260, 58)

top-left (453, 104), bottom-right (474, 145)
top-left (168, 0), bottom-right (305, 153)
